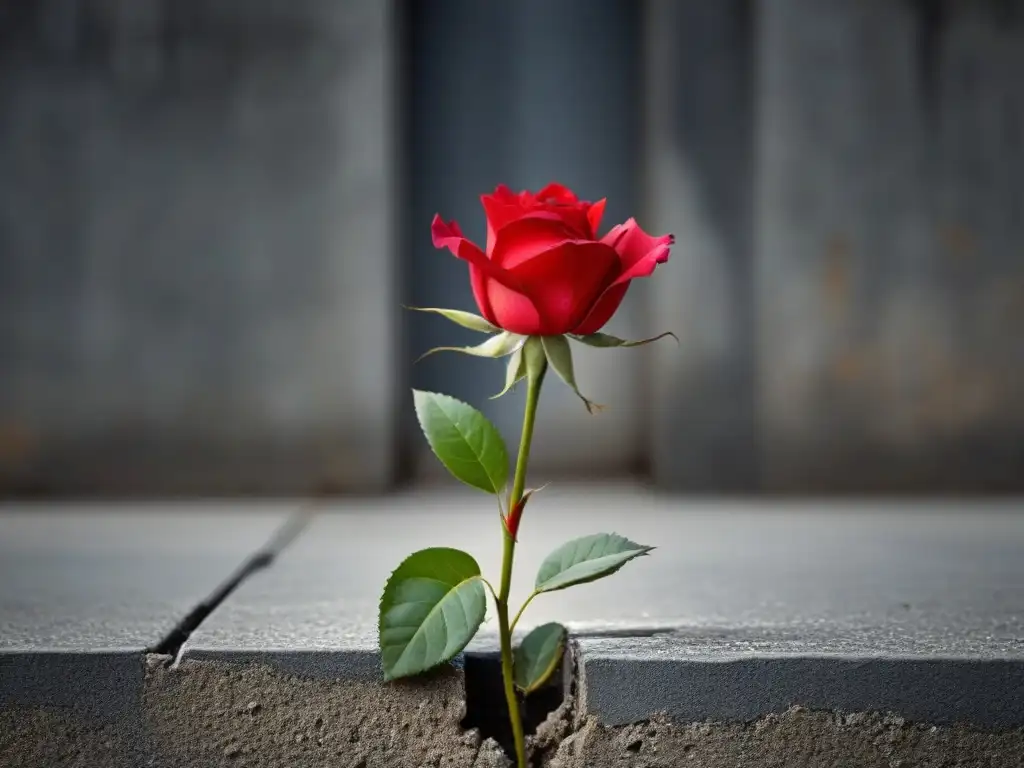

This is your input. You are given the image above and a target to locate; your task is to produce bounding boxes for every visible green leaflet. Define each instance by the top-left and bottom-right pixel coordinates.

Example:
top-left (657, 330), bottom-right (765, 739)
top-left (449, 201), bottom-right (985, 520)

top-left (417, 331), bottom-right (525, 363)
top-left (412, 390), bottom-right (508, 494)
top-left (404, 306), bottom-right (500, 333)
top-left (540, 335), bottom-right (604, 414)
top-left (535, 533), bottom-right (654, 593)
top-left (570, 331), bottom-right (679, 348)
top-left (514, 622), bottom-right (567, 694)
top-left (379, 548), bottom-right (487, 680)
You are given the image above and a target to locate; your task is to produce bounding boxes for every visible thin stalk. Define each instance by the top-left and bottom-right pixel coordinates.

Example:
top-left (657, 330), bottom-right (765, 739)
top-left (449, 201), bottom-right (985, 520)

top-left (497, 353), bottom-right (545, 768)
top-left (496, 546), bottom-right (525, 768)
top-left (509, 590), bottom-right (538, 635)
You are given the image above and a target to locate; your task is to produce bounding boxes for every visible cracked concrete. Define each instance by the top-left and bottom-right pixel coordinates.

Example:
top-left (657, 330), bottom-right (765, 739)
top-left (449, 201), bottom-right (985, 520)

top-left (9, 647), bottom-right (1023, 768)
top-left (533, 645), bottom-right (1024, 767)
top-left (3, 491), bottom-right (1024, 766)
top-left (143, 654), bottom-right (508, 768)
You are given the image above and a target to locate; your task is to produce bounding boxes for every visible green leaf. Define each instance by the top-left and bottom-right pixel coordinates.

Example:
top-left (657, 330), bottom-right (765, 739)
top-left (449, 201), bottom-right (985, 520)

top-left (570, 331), bottom-right (679, 348)
top-left (540, 335), bottom-right (604, 414)
top-left (379, 548), bottom-right (487, 681)
top-left (490, 346), bottom-right (527, 399)
top-left (514, 622), bottom-right (567, 694)
top-left (404, 306), bottom-right (501, 333)
top-left (417, 331), bottom-right (525, 362)
top-left (413, 390), bottom-right (508, 494)
top-left (535, 533), bottom-right (654, 593)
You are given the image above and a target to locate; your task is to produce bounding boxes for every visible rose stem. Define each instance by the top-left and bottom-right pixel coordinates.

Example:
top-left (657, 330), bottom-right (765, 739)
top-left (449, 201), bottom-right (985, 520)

top-left (497, 339), bottom-right (546, 768)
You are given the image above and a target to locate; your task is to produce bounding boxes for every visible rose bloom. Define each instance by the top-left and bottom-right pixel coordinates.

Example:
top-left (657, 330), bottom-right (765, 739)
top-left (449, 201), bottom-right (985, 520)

top-left (431, 183), bottom-right (674, 336)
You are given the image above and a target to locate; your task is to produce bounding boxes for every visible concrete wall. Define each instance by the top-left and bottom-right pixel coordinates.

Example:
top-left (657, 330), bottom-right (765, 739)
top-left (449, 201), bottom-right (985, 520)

top-left (645, 0), bottom-right (758, 492)
top-left (649, 0), bottom-right (1024, 493)
top-left (755, 0), bottom-right (1024, 492)
top-left (0, 0), bottom-right (397, 494)
top-left (1, 0), bottom-right (1022, 495)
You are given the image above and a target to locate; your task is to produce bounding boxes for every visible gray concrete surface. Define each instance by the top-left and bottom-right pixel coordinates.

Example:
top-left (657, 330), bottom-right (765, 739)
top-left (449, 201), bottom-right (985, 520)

top-left (3, 487), bottom-right (1024, 766)
top-left (178, 484), bottom-right (1024, 734)
top-left (576, 635), bottom-right (1024, 728)
top-left (0, 502), bottom-right (295, 767)
top-left (184, 484), bottom-right (1024, 654)
top-left (0, 502), bottom-right (292, 650)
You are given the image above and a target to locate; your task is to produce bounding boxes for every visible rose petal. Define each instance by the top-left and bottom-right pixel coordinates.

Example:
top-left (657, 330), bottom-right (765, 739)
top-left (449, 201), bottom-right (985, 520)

top-left (572, 283), bottom-right (629, 335)
top-left (486, 281), bottom-right (545, 335)
top-left (509, 241), bottom-right (621, 335)
top-left (481, 184), bottom-right (525, 253)
top-left (480, 196), bottom-right (535, 256)
top-left (491, 184), bottom-right (518, 202)
top-left (432, 214), bottom-right (536, 326)
top-left (600, 218), bottom-right (674, 277)
top-left (467, 265), bottom-right (496, 326)
top-left (432, 215), bottom-right (511, 280)
top-left (536, 182), bottom-right (579, 204)
top-left (571, 219), bottom-right (674, 334)
top-left (490, 214), bottom-right (579, 270)
top-left (586, 198), bottom-right (607, 238)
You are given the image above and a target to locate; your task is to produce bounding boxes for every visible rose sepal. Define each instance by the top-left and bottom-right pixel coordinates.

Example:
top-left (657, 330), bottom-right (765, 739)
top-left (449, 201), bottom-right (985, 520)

top-left (416, 331), bottom-right (526, 363)
top-left (490, 345), bottom-right (528, 400)
top-left (403, 306), bottom-right (501, 334)
top-left (569, 330), bottom-right (679, 349)
top-left (539, 335), bottom-right (604, 414)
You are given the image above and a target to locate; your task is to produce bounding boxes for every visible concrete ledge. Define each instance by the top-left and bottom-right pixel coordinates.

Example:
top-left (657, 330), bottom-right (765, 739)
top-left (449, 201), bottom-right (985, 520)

top-left (5, 643), bottom-right (1024, 768)
top-left (575, 638), bottom-right (1024, 728)
top-left (0, 650), bottom-right (142, 718)
top-left (0, 651), bottom-right (146, 768)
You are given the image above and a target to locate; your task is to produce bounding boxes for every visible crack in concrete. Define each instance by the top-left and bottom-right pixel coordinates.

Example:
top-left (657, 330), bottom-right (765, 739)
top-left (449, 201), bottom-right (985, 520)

top-left (147, 504), bottom-right (318, 659)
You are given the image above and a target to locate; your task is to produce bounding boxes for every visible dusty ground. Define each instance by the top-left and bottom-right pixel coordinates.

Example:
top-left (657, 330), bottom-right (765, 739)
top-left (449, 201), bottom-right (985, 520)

top-left (543, 706), bottom-right (1024, 768)
top-left (6, 654), bottom-right (1024, 767)
top-left (144, 655), bottom-right (509, 767)
top-left (0, 706), bottom-right (141, 768)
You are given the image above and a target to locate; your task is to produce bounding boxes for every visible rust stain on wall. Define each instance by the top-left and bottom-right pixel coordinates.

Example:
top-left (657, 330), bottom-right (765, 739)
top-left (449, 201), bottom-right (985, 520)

top-left (829, 345), bottom-right (877, 385)
top-left (0, 424), bottom-right (39, 468)
top-left (939, 224), bottom-right (978, 262)
top-left (821, 235), bottom-right (852, 324)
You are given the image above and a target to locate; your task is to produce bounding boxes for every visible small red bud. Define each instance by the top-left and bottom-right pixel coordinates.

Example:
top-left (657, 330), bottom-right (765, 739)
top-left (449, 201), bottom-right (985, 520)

top-left (504, 497), bottom-right (525, 540)
top-left (504, 485), bottom-right (547, 540)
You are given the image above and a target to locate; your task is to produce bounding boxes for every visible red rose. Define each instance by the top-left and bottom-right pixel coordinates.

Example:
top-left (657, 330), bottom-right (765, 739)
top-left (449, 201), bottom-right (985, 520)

top-left (431, 183), bottom-right (674, 336)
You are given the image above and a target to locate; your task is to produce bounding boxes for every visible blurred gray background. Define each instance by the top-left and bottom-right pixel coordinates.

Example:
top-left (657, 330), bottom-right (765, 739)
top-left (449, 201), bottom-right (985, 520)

top-left (1, 0), bottom-right (1022, 497)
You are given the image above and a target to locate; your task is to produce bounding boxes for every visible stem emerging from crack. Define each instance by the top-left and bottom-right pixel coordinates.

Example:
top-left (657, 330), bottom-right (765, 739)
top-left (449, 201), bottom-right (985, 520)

top-left (497, 341), bottom-right (546, 768)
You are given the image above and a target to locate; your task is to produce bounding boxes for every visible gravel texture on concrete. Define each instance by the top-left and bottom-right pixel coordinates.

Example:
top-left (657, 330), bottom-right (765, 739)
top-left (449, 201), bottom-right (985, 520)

top-left (144, 654), bottom-right (509, 768)
top-left (544, 708), bottom-right (1024, 768)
